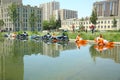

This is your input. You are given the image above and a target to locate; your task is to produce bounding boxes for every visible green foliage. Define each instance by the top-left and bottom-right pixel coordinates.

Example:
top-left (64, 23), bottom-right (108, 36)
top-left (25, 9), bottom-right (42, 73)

top-left (90, 8), bottom-right (98, 25)
top-left (67, 31), bottom-right (120, 42)
top-left (17, 31), bottom-right (23, 34)
top-left (56, 17), bottom-right (61, 29)
top-left (32, 31), bottom-right (38, 34)
top-left (29, 12), bottom-right (37, 31)
top-left (49, 16), bottom-right (56, 29)
top-left (80, 17), bottom-right (84, 21)
top-left (112, 18), bottom-right (117, 28)
top-left (0, 19), bottom-right (4, 29)
top-left (0, 33), bottom-right (4, 41)
top-left (42, 15), bottom-right (61, 30)
top-left (8, 3), bottom-right (18, 31)
top-left (42, 20), bottom-right (49, 30)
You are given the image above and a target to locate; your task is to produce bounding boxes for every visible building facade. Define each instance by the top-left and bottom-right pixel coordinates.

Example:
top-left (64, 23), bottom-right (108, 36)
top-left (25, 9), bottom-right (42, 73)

top-left (93, 0), bottom-right (119, 17)
top-left (0, 1), bottom-right (42, 31)
top-left (59, 9), bottom-right (78, 20)
top-left (0, 0), bottom-right (22, 5)
top-left (61, 0), bottom-right (120, 31)
top-left (40, 1), bottom-right (60, 21)
top-left (61, 17), bottom-right (120, 31)
top-left (53, 9), bottom-right (78, 20)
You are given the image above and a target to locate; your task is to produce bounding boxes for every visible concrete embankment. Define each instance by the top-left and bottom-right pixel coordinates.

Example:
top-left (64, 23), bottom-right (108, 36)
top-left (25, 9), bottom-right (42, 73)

top-left (70, 39), bottom-right (120, 45)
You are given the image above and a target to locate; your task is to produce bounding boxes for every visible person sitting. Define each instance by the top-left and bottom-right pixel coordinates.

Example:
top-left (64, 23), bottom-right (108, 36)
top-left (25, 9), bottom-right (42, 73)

top-left (46, 33), bottom-right (51, 38)
top-left (75, 34), bottom-right (82, 42)
top-left (52, 32), bottom-right (56, 38)
top-left (95, 34), bottom-right (108, 46)
top-left (23, 32), bottom-right (28, 36)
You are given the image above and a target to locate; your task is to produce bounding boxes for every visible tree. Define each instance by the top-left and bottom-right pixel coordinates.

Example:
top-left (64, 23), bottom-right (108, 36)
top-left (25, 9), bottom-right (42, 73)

top-left (0, 19), bottom-right (4, 30)
top-left (112, 18), bottom-right (117, 30)
top-left (90, 8), bottom-right (98, 25)
top-left (29, 12), bottom-right (37, 31)
top-left (42, 20), bottom-right (49, 30)
top-left (49, 16), bottom-right (56, 29)
top-left (80, 17), bottom-right (84, 21)
top-left (42, 16), bottom-right (60, 30)
top-left (8, 3), bottom-right (18, 32)
top-left (90, 8), bottom-right (98, 33)
top-left (56, 17), bottom-right (61, 29)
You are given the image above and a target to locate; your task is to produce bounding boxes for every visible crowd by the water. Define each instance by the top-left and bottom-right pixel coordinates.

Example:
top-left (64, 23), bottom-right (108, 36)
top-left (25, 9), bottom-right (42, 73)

top-left (3, 30), bottom-right (115, 52)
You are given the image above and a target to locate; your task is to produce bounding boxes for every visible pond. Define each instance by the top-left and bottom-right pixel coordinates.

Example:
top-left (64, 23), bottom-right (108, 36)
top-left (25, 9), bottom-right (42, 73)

top-left (0, 39), bottom-right (120, 80)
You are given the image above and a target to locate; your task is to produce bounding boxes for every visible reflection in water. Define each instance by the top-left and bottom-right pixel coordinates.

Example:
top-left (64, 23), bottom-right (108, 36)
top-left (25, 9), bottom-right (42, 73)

top-left (0, 39), bottom-right (24, 80)
top-left (89, 44), bottom-right (120, 63)
top-left (75, 40), bottom-right (88, 49)
top-left (0, 39), bottom-right (76, 80)
top-left (0, 39), bottom-right (120, 80)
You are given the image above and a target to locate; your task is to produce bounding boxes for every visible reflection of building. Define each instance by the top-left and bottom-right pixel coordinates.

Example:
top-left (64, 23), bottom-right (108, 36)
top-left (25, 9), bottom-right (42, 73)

top-left (42, 43), bottom-right (61, 57)
top-left (90, 45), bottom-right (120, 63)
top-left (104, 45), bottom-right (120, 63)
top-left (0, 40), bottom-right (24, 80)
top-left (42, 42), bottom-right (76, 57)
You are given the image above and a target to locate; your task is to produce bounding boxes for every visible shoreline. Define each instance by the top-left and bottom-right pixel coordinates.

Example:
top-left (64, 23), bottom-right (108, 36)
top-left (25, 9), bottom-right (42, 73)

top-left (70, 39), bottom-right (120, 45)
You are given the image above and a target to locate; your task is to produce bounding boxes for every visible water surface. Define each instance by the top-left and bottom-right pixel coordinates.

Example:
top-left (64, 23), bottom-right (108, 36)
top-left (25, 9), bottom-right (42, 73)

top-left (0, 39), bottom-right (120, 80)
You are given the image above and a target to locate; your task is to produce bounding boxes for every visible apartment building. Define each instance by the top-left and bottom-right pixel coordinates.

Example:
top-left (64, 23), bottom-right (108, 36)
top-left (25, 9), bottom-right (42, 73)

top-left (61, 17), bottom-right (120, 31)
top-left (0, 0), bottom-right (22, 5)
top-left (59, 9), bottom-right (78, 20)
top-left (61, 0), bottom-right (120, 31)
top-left (93, 0), bottom-right (119, 17)
top-left (40, 1), bottom-right (60, 21)
top-left (0, 0), bottom-right (42, 31)
top-left (53, 9), bottom-right (78, 20)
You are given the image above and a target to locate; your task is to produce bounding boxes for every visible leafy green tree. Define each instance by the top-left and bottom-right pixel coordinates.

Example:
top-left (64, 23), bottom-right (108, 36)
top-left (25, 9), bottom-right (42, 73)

top-left (8, 3), bottom-right (18, 31)
top-left (90, 8), bottom-right (98, 25)
top-left (49, 16), bottom-right (56, 29)
top-left (80, 17), bottom-right (84, 21)
top-left (29, 12), bottom-right (37, 31)
top-left (112, 18), bottom-right (117, 28)
top-left (56, 17), bottom-right (61, 29)
top-left (0, 19), bottom-right (4, 30)
top-left (42, 20), bottom-right (49, 30)
top-left (90, 8), bottom-right (98, 33)
top-left (42, 16), bottom-right (60, 30)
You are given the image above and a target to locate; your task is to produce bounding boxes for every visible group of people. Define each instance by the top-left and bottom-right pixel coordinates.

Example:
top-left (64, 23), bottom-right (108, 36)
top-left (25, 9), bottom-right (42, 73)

top-left (94, 34), bottom-right (108, 46)
top-left (75, 34), bottom-right (109, 46)
top-left (75, 34), bottom-right (114, 51)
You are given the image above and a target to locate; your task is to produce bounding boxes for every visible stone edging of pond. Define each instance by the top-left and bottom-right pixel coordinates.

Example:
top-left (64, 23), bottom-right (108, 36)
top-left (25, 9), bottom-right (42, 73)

top-left (69, 39), bottom-right (120, 45)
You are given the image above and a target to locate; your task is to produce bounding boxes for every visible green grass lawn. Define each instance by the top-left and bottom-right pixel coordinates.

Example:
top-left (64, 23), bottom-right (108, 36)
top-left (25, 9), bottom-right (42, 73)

top-left (67, 31), bottom-right (120, 42)
top-left (1, 31), bottom-right (120, 42)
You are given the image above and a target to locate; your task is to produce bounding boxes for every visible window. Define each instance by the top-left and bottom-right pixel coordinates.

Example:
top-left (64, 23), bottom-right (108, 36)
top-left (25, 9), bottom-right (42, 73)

top-left (98, 26), bottom-right (100, 28)
top-left (104, 21), bottom-right (106, 24)
top-left (101, 21), bottom-right (103, 24)
top-left (104, 26), bottom-right (106, 28)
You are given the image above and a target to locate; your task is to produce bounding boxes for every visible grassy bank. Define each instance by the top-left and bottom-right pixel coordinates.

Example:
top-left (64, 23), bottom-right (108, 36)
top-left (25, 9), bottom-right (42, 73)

top-left (0, 31), bottom-right (120, 42)
top-left (67, 31), bottom-right (120, 42)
